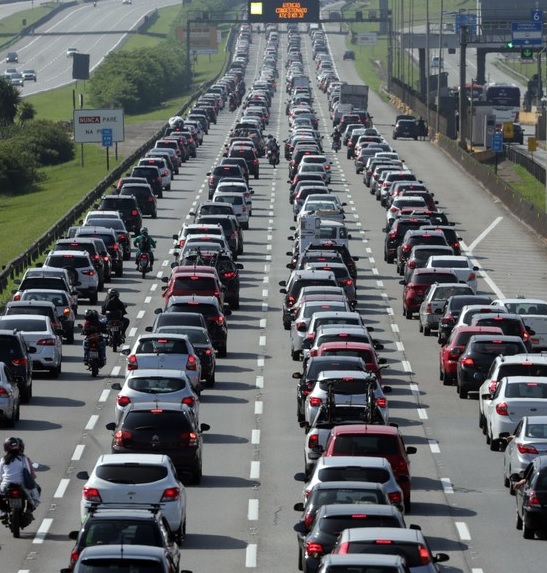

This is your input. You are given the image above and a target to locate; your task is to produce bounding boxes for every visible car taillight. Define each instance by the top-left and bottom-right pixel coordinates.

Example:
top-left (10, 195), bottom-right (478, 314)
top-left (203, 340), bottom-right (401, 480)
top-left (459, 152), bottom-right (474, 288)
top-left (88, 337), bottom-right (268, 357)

top-left (119, 233), bottom-right (127, 241)
top-left (186, 354), bottom-right (198, 371)
top-left (113, 430), bottom-right (131, 446)
top-left (181, 431), bottom-right (198, 446)
top-left (308, 434), bottom-right (319, 449)
top-left (341, 279), bottom-right (353, 286)
top-left (127, 354), bottom-right (138, 370)
top-left (425, 303), bottom-right (432, 314)
top-left (309, 397), bottom-right (322, 407)
top-left (179, 239), bottom-right (186, 248)
top-left (461, 357), bottom-right (474, 367)
top-left (182, 397), bottom-right (196, 408)
top-left (82, 270), bottom-right (95, 276)
top-left (213, 315), bottom-right (225, 326)
top-left (92, 254), bottom-right (100, 260)
top-left (103, 256), bottom-right (110, 262)
top-left (161, 487), bottom-right (180, 501)
top-left (83, 487), bottom-right (102, 502)
top-left (408, 261), bottom-right (416, 269)
top-left (287, 295), bottom-right (295, 307)
top-left (402, 244), bottom-right (411, 253)
top-left (418, 545), bottom-right (431, 564)
top-left (37, 338), bottom-right (56, 346)
top-left (305, 542), bottom-right (324, 557)
top-left (336, 542), bottom-right (350, 554)
top-left (131, 209), bottom-right (138, 216)
top-left (388, 491), bottom-right (402, 505)
top-left (113, 244), bottom-right (119, 250)
top-left (496, 402), bottom-right (509, 416)
top-left (296, 321), bottom-right (306, 330)
top-left (12, 294), bottom-right (21, 301)
top-left (209, 176), bottom-right (214, 184)
top-left (391, 459), bottom-right (407, 475)
top-left (517, 442), bottom-right (538, 454)
top-left (0, 388), bottom-right (8, 396)
top-left (70, 550), bottom-right (80, 567)
top-left (453, 241), bottom-right (460, 250)
top-left (223, 271), bottom-right (236, 278)
top-left (523, 330), bottom-right (530, 341)
top-left (376, 397), bottom-right (387, 408)
top-left (117, 395), bottom-right (131, 407)
top-left (488, 380), bottom-right (498, 393)
top-left (304, 513), bottom-right (314, 530)
top-left (389, 232), bottom-right (396, 239)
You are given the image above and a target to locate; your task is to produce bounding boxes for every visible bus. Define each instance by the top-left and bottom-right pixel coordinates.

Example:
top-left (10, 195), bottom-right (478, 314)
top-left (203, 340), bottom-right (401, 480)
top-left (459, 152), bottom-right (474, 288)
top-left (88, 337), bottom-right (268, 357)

top-left (482, 83), bottom-right (521, 107)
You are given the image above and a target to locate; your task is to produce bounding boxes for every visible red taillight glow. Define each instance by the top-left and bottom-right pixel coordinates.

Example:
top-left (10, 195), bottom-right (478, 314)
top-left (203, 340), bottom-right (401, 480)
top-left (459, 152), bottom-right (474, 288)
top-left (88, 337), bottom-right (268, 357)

top-left (376, 397), bottom-right (387, 408)
top-left (337, 542), bottom-right (350, 554)
top-left (182, 397), bottom-right (195, 408)
top-left (161, 487), bottom-right (180, 501)
top-left (527, 491), bottom-right (541, 508)
top-left (305, 542), bottom-right (324, 557)
top-left (117, 395), bottom-right (131, 407)
top-left (37, 338), bottom-right (56, 346)
top-left (496, 402), bottom-right (509, 416)
top-left (309, 397), bottom-right (322, 407)
top-left (517, 442), bottom-right (538, 454)
top-left (186, 354), bottom-right (198, 371)
top-left (181, 431), bottom-right (198, 445)
top-left (308, 434), bottom-right (319, 448)
top-left (113, 430), bottom-right (131, 446)
top-left (388, 491), bottom-right (402, 505)
top-left (461, 357), bottom-right (474, 367)
top-left (127, 355), bottom-right (138, 370)
top-left (83, 487), bottom-right (102, 502)
top-left (418, 545), bottom-right (430, 564)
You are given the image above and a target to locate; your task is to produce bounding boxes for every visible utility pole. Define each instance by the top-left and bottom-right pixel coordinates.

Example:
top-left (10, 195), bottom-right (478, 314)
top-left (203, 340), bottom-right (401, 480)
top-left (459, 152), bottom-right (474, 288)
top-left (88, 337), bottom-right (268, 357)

top-left (459, 24), bottom-right (468, 150)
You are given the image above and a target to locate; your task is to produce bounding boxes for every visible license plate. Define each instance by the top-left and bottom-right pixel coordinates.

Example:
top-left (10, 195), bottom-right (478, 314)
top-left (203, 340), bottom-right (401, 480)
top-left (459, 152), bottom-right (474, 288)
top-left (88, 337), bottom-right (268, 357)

top-left (111, 326), bottom-right (120, 332)
top-left (89, 350), bottom-right (99, 359)
top-left (8, 498), bottom-right (23, 509)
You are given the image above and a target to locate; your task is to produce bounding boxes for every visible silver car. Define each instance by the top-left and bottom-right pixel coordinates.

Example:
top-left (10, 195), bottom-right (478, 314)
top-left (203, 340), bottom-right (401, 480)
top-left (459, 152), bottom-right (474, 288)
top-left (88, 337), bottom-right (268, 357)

top-left (112, 369), bottom-right (199, 424)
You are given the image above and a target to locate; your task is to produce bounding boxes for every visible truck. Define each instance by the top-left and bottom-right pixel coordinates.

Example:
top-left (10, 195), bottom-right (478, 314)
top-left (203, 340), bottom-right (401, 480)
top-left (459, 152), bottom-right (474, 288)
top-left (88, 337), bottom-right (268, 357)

top-left (339, 84), bottom-right (369, 110)
top-left (491, 298), bottom-right (547, 351)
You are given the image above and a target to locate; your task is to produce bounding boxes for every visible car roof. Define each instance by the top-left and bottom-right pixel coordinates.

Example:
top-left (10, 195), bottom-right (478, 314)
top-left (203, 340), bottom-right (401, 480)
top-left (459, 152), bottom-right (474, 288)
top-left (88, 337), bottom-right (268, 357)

top-left (316, 456), bottom-right (390, 468)
top-left (329, 424), bottom-right (400, 436)
top-left (338, 526), bottom-right (423, 543)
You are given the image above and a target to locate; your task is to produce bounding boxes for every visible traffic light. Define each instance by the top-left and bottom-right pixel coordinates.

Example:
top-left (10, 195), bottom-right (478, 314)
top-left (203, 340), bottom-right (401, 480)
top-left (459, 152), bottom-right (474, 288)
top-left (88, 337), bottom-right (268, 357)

top-left (521, 48), bottom-right (534, 59)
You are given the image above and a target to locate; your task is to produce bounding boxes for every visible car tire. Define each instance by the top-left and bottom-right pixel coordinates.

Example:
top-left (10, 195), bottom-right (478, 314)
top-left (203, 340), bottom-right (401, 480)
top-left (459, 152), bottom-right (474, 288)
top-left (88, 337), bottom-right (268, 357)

top-left (423, 326), bottom-right (431, 336)
top-left (90, 292), bottom-right (98, 304)
top-left (242, 222), bottom-right (249, 230)
top-left (516, 512), bottom-right (523, 530)
top-left (66, 328), bottom-right (75, 344)
top-left (458, 383), bottom-right (468, 399)
top-left (166, 184), bottom-right (171, 190)
top-left (291, 348), bottom-right (300, 361)
top-left (490, 435), bottom-right (500, 451)
top-left (404, 498), bottom-right (411, 513)
top-left (21, 382), bottom-right (32, 404)
top-left (283, 320), bottom-right (291, 331)
top-left (230, 298), bottom-right (240, 310)
top-left (191, 464), bottom-right (202, 485)
top-left (254, 173), bottom-right (259, 179)
top-left (115, 265), bottom-right (123, 278)
top-left (404, 308), bottom-right (412, 319)
top-left (298, 547), bottom-right (303, 571)
top-left (523, 524), bottom-right (534, 539)
top-left (50, 364), bottom-right (61, 379)
top-left (7, 404), bottom-right (17, 428)
top-left (418, 322), bottom-right (423, 333)
top-left (176, 520), bottom-right (186, 543)
top-left (205, 371), bottom-right (215, 388)
top-left (152, 211), bottom-right (157, 219)
top-left (218, 345), bottom-right (227, 358)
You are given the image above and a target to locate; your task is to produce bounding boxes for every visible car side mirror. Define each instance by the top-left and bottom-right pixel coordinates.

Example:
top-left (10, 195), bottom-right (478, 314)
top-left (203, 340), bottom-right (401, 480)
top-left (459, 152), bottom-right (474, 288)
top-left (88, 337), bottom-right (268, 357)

top-left (154, 308), bottom-right (163, 314)
top-left (76, 471), bottom-right (90, 480)
top-left (406, 446), bottom-right (417, 454)
top-left (105, 422), bottom-right (116, 431)
top-left (120, 346), bottom-right (131, 355)
top-left (293, 522), bottom-right (307, 534)
top-left (292, 372), bottom-right (302, 379)
top-left (111, 382), bottom-right (122, 391)
top-left (294, 502), bottom-right (304, 512)
top-left (145, 326), bottom-right (153, 332)
top-left (434, 553), bottom-right (450, 564)
top-left (200, 423), bottom-right (211, 432)
top-left (399, 279), bottom-right (405, 285)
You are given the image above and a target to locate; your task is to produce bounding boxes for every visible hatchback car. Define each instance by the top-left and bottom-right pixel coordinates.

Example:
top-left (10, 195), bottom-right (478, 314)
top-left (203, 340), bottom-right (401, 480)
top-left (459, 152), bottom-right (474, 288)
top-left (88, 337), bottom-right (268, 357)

top-left (0, 329), bottom-right (33, 402)
top-left (318, 554), bottom-right (411, 573)
top-left (418, 283), bottom-right (475, 336)
top-left (470, 312), bottom-right (533, 352)
top-left (401, 269), bottom-right (460, 319)
top-left (438, 298), bottom-right (497, 345)
top-left (119, 184), bottom-right (157, 218)
top-left (130, 165), bottom-right (163, 198)
top-left (96, 194), bottom-right (143, 234)
top-left (106, 403), bottom-right (209, 484)
top-left (393, 119), bottom-right (418, 140)
top-left (513, 454), bottom-right (547, 538)
top-left (43, 250), bottom-right (99, 303)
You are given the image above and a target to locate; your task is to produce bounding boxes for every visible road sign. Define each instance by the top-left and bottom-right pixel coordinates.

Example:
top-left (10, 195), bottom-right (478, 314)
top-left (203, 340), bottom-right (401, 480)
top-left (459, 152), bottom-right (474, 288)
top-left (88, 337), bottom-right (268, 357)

top-left (455, 13), bottom-right (477, 34)
top-left (531, 9), bottom-right (543, 23)
top-left (74, 109), bottom-right (124, 144)
top-left (102, 128), bottom-right (113, 148)
top-left (511, 21), bottom-right (543, 47)
top-left (528, 136), bottom-right (537, 152)
top-left (356, 33), bottom-right (377, 46)
top-left (492, 132), bottom-right (503, 152)
top-left (502, 121), bottom-right (514, 139)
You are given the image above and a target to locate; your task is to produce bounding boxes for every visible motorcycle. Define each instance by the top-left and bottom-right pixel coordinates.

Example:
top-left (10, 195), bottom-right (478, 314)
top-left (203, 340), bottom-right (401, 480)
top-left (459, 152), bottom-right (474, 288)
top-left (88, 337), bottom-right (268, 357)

top-left (267, 148), bottom-right (280, 166)
top-left (84, 332), bottom-right (106, 377)
top-left (137, 252), bottom-right (152, 278)
top-left (332, 138), bottom-right (341, 152)
top-left (105, 312), bottom-right (124, 352)
top-left (2, 483), bottom-right (34, 538)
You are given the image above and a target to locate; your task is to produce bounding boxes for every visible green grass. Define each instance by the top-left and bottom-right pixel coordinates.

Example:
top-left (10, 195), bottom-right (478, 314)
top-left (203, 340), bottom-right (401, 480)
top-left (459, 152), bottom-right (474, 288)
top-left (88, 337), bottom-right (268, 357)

top-left (0, 4), bottom-right (53, 37)
top-left (497, 162), bottom-right (546, 210)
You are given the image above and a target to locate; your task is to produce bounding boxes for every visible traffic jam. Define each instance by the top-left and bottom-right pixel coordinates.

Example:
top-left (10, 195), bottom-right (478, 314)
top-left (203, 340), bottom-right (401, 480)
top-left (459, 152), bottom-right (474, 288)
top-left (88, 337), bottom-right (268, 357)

top-left (3, 16), bottom-right (547, 573)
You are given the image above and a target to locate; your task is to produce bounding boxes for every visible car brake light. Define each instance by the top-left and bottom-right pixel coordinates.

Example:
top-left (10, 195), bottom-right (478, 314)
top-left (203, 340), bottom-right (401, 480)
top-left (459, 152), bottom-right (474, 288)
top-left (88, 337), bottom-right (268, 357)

top-left (425, 303), bottom-right (432, 314)
top-left (127, 354), bottom-right (138, 370)
top-left (63, 306), bottom-right (71, 315)
top-left (83, 487), bottom-right (102, 502)
top-left (113, 244), bottom-right (119, 250)
top-left (213, 315), bottom-right (225, 326)
top-left (408, 261), bottom-right (416, 269)
top-left (418, 545), bottom-right (431, 564)
top-left (113, 430), bottom-right (131, 446)
top-left (517, 442), bottom-right (538, 454)
top-left (92, 254), bottom-right (100, 260)
top-left (305, 541), bottom-right (324, 557)
top-left (37, 338), bottom-right (56, 346)
top-left (0, 388), bottom-right (8, 396)
top-left (223, 271), bottom-right (236, 278)
top-left (308, 434), bottom-right (319, 448)
top-left (186, 354), bottom-right (198, 371)
top-left (117, 395), bottom-right (131, 407)
top-left (527, 491), bottom-right (542, 508)
top-left (388, 491), bottom-right (402, 505)
top-left (70, 550), bottom-right (80, 567)
top-left (309, 397), bottom-right (322, 407)
top-left (376, 397), bottom-right (387, 408)
top-left (12, 294), bottom-right (21, 301)
top-left (461, 357), bottom-right (474, 367)
top-left (181, 431), bottom-right (198, 445)
top-left (161, 487), bottom-right (180, 501)
top-left (336, 542), bottom-right (350, 554)
top-left (488, 380), bottom-right (498, 393)
top-left (11, 358), bottom-right (27, 366)
top-left (341, 279), bottom-right (353, 286)
top-left (182, 397), bottom-right (195, 408)
top-left (304, 513), bottom-right (314, 530)
top-left (389, 232), bottom-right (396, 239)
top-left (496, 402), bottom-right (509, 416)
top-left (82, 270), bottom-right (95, 276)
top-left (131, 209), bottom-right (138, 216)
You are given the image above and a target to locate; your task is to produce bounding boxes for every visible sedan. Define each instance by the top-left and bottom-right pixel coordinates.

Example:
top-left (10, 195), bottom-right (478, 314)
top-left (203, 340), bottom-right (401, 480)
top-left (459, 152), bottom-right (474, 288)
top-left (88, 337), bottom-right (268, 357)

top-left (0, 315), bottom-right (62, 378)
top-left (111, 369), bottom-right (199, 424)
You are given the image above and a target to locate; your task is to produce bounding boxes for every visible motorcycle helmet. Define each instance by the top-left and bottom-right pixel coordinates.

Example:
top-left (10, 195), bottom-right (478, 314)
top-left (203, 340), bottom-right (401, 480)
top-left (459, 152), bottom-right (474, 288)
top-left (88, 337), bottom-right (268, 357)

top-left (108, 288), bottom-right (119, 298)
top-left (4, 437), bottom-right (22, 453)
top-left (141, 227), bottom-right (148, 235)
top-left (85, 309), bottom-right (98, 320)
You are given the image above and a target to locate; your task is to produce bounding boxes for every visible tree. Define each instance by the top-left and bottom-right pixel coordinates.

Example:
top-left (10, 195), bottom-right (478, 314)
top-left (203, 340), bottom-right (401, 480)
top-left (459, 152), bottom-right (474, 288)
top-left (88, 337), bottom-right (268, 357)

top-left (0, 77), bottom-right (21, 126)
top-left (18, 101), bottom-right (36, 126)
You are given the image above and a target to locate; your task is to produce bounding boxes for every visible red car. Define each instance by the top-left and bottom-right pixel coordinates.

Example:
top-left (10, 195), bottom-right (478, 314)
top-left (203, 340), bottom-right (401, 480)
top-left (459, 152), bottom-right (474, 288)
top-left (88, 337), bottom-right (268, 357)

top-left (439, 325), bottom-right (503, 385)
top-left (315, 341), bottom-right (386, 382)
top-left (161, 269), bottom-right (224, 307)
top-left (401, 269), bottom-right (459, 319)
top-left (320, 424), bottom-right (416, 512)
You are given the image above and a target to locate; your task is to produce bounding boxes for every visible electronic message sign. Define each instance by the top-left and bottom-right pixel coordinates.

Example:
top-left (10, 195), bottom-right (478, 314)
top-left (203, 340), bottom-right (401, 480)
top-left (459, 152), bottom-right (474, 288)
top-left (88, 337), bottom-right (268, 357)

top-left (248, 1), bottom-right (319, 23)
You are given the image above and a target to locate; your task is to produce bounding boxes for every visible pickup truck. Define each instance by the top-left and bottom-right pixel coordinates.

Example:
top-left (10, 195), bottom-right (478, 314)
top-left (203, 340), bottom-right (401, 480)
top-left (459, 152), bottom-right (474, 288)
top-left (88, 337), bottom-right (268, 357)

top-left (491, 298), bottom-right (547, 351)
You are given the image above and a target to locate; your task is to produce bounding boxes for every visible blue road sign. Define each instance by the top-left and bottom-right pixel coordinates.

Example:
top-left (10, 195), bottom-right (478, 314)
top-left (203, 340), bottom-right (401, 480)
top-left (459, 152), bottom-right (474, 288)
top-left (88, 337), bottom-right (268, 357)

top-left (102, 128), bottom-right (113, 147)
top-left (511, 21), bottom-right (543, 46)
top-left (455, 13), bottom-right (477, 34)
top-left (492, 132), bottom-right (503, 152)
top-left (531, 9), bottom-right (543, 23)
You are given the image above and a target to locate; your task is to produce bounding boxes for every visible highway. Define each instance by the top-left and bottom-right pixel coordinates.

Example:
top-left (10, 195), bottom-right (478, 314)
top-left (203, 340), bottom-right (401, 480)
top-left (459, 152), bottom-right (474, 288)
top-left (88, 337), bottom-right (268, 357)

top-left (2, 19), bottom-right (547, 573)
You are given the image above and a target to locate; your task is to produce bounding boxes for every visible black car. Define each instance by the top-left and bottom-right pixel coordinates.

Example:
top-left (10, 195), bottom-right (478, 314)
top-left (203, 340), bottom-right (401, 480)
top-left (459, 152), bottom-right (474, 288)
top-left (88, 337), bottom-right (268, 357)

top-left (295, 504), bottom-right (406, 573)
top-left (195, 214), bottom-right (242, 257)
top-left (220, 156), bottom-right (251, 182)
top-left (119, 184), bottom-right (157, 218)
top-left (383, 216), bottom-right (432, 264)
top-left (106, 403), bottom-right (209, 484)
top-left (393, 119), bottom-right (418, 140)
top-left (227, 146), bottom-right (259, 179)
top-left (147, 310), bottom-right (209, 333)
top-left (84, 218), bottom-right (131, 262)
top-left (342, 50), bottom-right (355, 60)
top-left (207, 164), bottom-right (246, 198)
top-left (291, 244), bottom-right (359, 282)
top-left (66, 507), bottom-right (180, 571)
top-left (130, 165), bottom-right (163, 198)
top-left (513, 455), bottom-right (547, 539)
top-left (162, 295), bottom-right (231, 357)
top-left (75, 227), bottom-right (124, 277)
top-left (456, 335), bottom-right (527, 399)
top-left (0, 329), bottom-right (33, 403)
top-left (96, 195), bottom-right (143, 233)
top-left (437, 294), bottom-right (494, 345)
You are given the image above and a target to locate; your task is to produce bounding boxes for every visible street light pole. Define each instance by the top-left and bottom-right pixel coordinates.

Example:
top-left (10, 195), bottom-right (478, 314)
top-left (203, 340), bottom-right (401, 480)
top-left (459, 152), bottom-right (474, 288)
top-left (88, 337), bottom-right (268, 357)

top-left (425, 0), bottom-right (430, 130)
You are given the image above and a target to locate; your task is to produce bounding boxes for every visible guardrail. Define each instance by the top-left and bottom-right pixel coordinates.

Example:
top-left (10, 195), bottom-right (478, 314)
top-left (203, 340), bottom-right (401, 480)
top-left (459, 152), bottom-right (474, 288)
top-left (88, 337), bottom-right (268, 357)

top-left (0, 24), bottom-right (238, 300)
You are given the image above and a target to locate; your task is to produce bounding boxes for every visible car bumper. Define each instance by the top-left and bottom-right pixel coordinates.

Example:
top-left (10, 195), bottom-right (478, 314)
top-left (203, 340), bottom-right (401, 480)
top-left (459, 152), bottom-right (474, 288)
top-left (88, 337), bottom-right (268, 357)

top-left (523, 508), bottom-right (547, 531)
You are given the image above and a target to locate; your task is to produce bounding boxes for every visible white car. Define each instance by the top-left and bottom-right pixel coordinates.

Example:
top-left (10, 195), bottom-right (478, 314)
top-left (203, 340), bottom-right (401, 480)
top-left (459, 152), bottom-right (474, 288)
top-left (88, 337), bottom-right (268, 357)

top-left (296, 162), bottom-right (328, 184)
top-left (67, 47), bottom-right (79, 57)
top-left (79, 454), bottom-right (186, 542)
top-left (426, 255), bottom-right (480, 293)
top-left (386, 196), bottom-right (427, 223)
top-left (212, 191), bottom-right (250, 229)
top-left (482, 376), bottom-right (547, 451)
top-left (299, 155), bottom-right (333, 184)
top-left (215, 180), bottom-right (253, 212)
top-left (112, 369), bottom-right (199, 423)
top-left (304, 370), bottom-right (390, 428)
top-left (491, 298), bottom-right (547, 351)
top-left (43, 250), bottom-right (100, 303)
top-left (120, 334), bottom-right (201, 392)
top-left (0, 315), bottom-right (62, 378)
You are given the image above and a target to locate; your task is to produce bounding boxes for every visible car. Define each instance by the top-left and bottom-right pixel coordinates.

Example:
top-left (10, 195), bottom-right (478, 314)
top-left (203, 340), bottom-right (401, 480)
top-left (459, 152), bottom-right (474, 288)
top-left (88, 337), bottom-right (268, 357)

top-left (456, 334), bottom-right (527, 399)
top-left (490, 298), bottom-right (547, 351)
top-left (67, 47), bottom-right (79, 57)
top-left (78, 454), bottom-right (186, 541)
top-left (0, 329), bottom-right (33, 403)
top-left (106, 402), bottom-right (209, 484)
top-left (504, 416), bottom-right (547, 494)
top-left (320, 424), bottom-right (417, 512)
top-left (482, 376), bottom-right (547, 451)
top-left (120, 334), bottom-right (201, 393)
top-left (66, 507), bottom-right (180, 571)
top-left (80, 217), bottom-right (131, 263)
top-left (75, 226), bottom-right (124, 277)
top-left (439, 326), bottom-right (503, 386)
top-left (119, 183), bottom-right (157, 219)
top-left (62, 544), bottom-right (181, 573)
top-left (9, 73), bottom-right (24, 87)
top-left (436, 295), bottom-right (494, 345)
top-left (318, 554), bottom-right (411, 573)
top-left (392, 119), bottom-right (418, 140)
top-left (161, 268), bottom-right (225, 308)
top-left (343, 50), bottom-right (356, 60)
top-left (206, 164), bottom-right (246, 198)
top-left (138, 157), bottom-right (172, 190)
top-left (43, 250), bottom-right (99, 303)
top-left (295, 503), bottom-right (406, 573)
top-left (400, 269), bottom-right (460, 319)
top-left (6, 52), bottom-right (18, 63)
top-left (194, 214), bottom-right (243, 258)
top-left (212, 191), bottom-right (250, 229)
top-left (402, 245), bottom-right (455, 286)
top-left (470, 312), bottom-right (533, 352)
top-left (0, 315), bottom-right (62, 378)
top-left (396, 230), bottom-right (449, 276)
top-left (96, 194), bottom-right (143, 233)
top-left (17, 288), bottom-right (76, 343)
top-left (331, 527), bottom-right (450, 573)
top-left (130, 165), bottom-right (163, 198)
top-left (512, 454), bottom-right (547, 538)
top-left (0, 362), bottom-right (20, 427)
top-left (52, 238), bottom-right (106, 290)
top-left (383, 217), bottom-right (432, 264)
top-left (111, 369), bottom-right (199, 423)
top-left (304, 263), bottom-right (356, 307)
top-left (425, 255), bottom-right (480, 293)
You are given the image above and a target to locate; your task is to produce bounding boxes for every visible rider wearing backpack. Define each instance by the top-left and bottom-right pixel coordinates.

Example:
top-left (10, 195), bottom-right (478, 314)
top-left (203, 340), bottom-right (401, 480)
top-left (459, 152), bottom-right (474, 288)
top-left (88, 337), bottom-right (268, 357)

top-left (134, 227), bottom-right (157, 270)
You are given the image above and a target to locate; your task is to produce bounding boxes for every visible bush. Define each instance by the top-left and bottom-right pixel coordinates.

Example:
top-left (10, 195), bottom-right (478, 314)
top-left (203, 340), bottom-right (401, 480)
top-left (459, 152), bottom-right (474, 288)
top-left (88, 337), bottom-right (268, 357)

top-left (0, 139), bottom-right (41, 195)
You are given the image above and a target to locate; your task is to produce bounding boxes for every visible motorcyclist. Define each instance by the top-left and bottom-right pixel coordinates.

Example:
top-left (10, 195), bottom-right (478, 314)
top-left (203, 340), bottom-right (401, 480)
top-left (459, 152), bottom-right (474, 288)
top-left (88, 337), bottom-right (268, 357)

top-left (134, 227), bottom-right (157, 271)
top-left (0, 437), bottom-right (40, 520)
top-left (266, 135), bottom-right (280, 153)
top-left (82, 309), bottom-right (107, 364)
top-left (101, 288), bottom-right (129, 340)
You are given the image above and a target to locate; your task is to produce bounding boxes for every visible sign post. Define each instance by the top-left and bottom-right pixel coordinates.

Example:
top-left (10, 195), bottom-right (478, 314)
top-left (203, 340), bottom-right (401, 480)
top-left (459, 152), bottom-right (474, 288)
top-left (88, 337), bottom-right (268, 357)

top-left (492, 131), bottom-right (503, 174)
top-left (102, 128), bottom-right (113, 171)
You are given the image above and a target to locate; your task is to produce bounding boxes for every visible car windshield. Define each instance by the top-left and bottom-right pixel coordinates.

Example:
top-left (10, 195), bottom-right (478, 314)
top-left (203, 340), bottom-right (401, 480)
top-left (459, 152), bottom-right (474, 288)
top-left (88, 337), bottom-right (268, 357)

top-left (136, 339), bottom-right (189, 354)
top-left (128, 376), bottom-right (186, 393)
top-left (95, 464), bottom-right (167, 484)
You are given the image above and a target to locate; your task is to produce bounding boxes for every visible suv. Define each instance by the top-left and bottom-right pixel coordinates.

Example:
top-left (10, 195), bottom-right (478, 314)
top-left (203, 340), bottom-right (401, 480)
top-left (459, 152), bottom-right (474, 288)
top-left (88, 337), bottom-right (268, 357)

top-left (130, 165), bottom-right (163, 198)
top-left (106, 403), bottom-right (209, 484)
top-left (383, 217), bottom-right (432, 264)
top-left (401, 269), bottom-right (459, 319)
top-left (227, 146), bottom-right (259, 179)
top-left (12, 268), bottom-right (78, 310)
top-left (96, 195), bottom-right (143, 233)
top-left (513, 454), bottom-right (547, 539)
top-left (195, 214), bottom-right (243, 257)
top-left (0, 329), bottom-right (33, 403)
top-left (43, 250), bottom-right (100, 303)
top-left (418, 283), bottom-right (475, 336)
top-left (470, 312), bottom-right (533, 352)
top-left (162, 295), bottom-right (231, 357)
top-left (396, 230), bottom-right (449, 276)
top-left (393, 119), bottom-right (418, 140)
top-left (161, 270), bottom-right (225, 308)
top-left (207, 164), bottom-right (246, 197)
top-left (52, 238), bottom-right (106, 289)
top-left (119, 184), bottom-right (157, 218)
top-left (75, 227), bottom-right (124, 277)
top-left (66, 507), bottom-right (180, 571)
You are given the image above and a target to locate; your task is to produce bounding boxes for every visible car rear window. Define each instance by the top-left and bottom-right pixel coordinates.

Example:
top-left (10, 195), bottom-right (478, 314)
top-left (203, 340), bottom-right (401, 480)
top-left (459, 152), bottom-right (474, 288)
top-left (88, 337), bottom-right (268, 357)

top-left (505, 382), bottom-right (547, 399)
top-left (315, 318), bottom-right (360, 329)
top-left (79, 233), bottom-right (116, 248)
top-left (101, 198), bottom-right (134, 210)
top-left (155, 314), bottom-right (204, 328)
top-left (314, 488), bottom-right (387, 507)
top-left (124, 411), bottom-right (192, 432)
top-left (21, 292), bottom-right (68, 305)
top-left (128, 376), bottom-right (186, 393)
top-left (215, 195), bottom-right (243, 205)
top-left (0, 337), bottom-right (21, 357)
top-left (320, 514), bottom-right (400, 535)
top-left (96, 463), bottom-right (168, 484)
top-left (6, 306), bottom-right (51, 318)
top-left (120, 188), bottom-right (151, 200)
top-left (317, 379), bottom-right (373, 394)
top-left (319, 467), bottom-right (390, 483)
top-left (20, 277), bottom-right (66, 290)
top-left (167, 304), bottom-right (217, 317)
top-left (433, 286), bottom-right (473, 300)
top-left (499, 364), bottom-right (547, 378)
top-left (78, 557), bottom-right (165, 572)
top-left (345, 541), bottom-right (425, 568)
top-left (318, 334), bottom-right (369, 346)
top-left (412, 273), bottom-right (457, 285)
top-left (172, 277), bottom-right (217, 293)
top-left (136, 338), bottom-right (190, 354)
top-left (0, 317), bottom-right (46, 331)
top-left (473, 341), bottom-right (524, 355)
top-left (84, 521), bottom-right (162, 547)
top-left (332, 435), bottom-right (399, 456)
top-left (47, 255), bottom-right (89, 269)
top-left (474, 318), bottom-right (522, 336)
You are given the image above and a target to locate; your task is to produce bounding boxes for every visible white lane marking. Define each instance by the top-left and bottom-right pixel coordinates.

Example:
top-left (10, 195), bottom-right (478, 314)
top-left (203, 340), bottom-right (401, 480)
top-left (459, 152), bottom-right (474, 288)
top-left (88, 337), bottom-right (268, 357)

top-left (156, 271), bottom-right (163, 279)
top-left (137, 310), bottom-right (145, 319)
top-left (246, 544), bottom-right (258, 567)
top-left (369, 257), bottom-right (375, 265)
top-left (262, 289), bottom-right (268, 298)
top-left (395, 342), bottom-right (404, 352)
top-left (128, 327), bottom-right (138, 338)
top-left (85, 415), bottom-right (99, 431)
top-left (466, 216), bottom-right (503, 253)
top-left (259, 336), bottom-right (266, 346)
top-left (417, 408), bottom-right (428, 419)
top-left (402, 361), bottom-right (412, 372)
top-left (263, 276), bottom-right (269, 284)
top-left (111, 366), bottom-right (121, 377)
top-left (250, 461), bottom-right (260, 480)
top-left (33, 518), bottom-right (53, 544)
top-left (259, 319), bottom-right (267, 328)
top-left (248, 499), bottom-right (259, 520)
top-left (161, 259), bottom-right (169, 267)
top-left (409, 383), bottom-right (420, 395)
top-left (441, 477), bottom-right (454, 494)
top-left (381, 293), bottom-right (389, 300)
top-left (252, 429), bottom-right (261, 444)
top-left (386, 307), bottom-right (394, 315)
top-left (17, 570), bottom-right (30, 573)
top-left (99, 389), bottom-right (110, 402)
top-left (254, 401), bottom-right (263, 415)
top-left (257, 356), bottom-right (265, 368)
top-left (256, 376), bottom-right (264, 388)
top-left (144, 296), bottom-right (151, 304)
top-left (262, 303), bottom-right (268, 312)
top-left (391, 324), bottom-right (400, 333)
top-left (455, 521), bottom-right (471, 540)
top-left (428, 439), bottom-right (441, 453)
top-left (371, 268), bottom-right (379, 275)
top-left (471, 570), bottom-right (484, 573)
top-left (54, 479), bottom-right (70, 498)
top-left (150, 283), bottom-right (157, 292)
top-left (72, 445), bottom-right (85, 460)
top-left (376, 280), bottom-right (384, 288)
